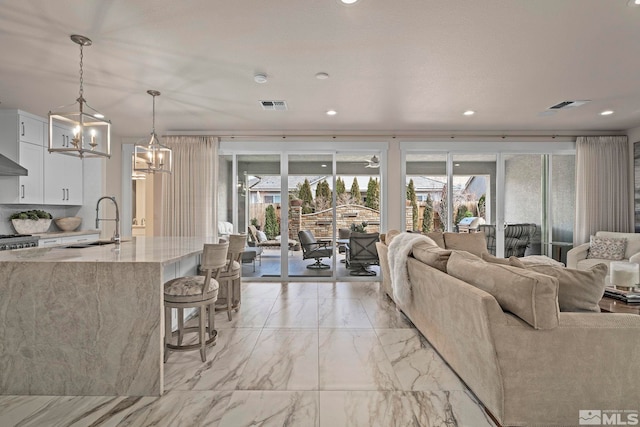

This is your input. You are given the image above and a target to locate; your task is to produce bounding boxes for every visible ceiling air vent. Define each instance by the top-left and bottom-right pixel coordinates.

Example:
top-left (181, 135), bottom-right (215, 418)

top-left (548, 100), bottom-right (591, 110)
top-left (260, 100), bottom-right (288, 111)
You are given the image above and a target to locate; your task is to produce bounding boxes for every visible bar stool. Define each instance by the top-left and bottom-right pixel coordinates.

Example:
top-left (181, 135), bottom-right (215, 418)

top-left (164, 242), bottom-right (228, 362)
top-left (212, 234), bottom-right (245, 320)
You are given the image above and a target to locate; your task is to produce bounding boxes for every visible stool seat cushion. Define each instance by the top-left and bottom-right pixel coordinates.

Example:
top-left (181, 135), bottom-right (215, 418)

top-left (164, 276), bottom-right (219, 296)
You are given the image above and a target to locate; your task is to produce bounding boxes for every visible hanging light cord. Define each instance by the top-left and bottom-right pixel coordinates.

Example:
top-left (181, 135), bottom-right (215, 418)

top-left (152, 94), bottom-right (156, 135)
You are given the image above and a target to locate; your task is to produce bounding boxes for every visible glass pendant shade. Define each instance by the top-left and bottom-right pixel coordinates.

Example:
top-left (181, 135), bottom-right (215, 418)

top-left (48, 34), bottom-right (111, 159)
top-left (133, 90), bottom-right (172, 174)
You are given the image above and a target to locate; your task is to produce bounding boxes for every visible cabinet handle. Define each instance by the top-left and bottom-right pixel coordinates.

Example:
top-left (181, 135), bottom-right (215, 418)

top-left (62, 189), bottom-right (66, 200)
top-left (61, 135), bottom-right (66, 147)
top-left (65, 135), bottom-right (69, 147)
top-left (66, 189), bottom-right (69, 200)
top-left (21, 122), bottom-right (25, 137)
top-left (21, 184), bottom-right (25, 199)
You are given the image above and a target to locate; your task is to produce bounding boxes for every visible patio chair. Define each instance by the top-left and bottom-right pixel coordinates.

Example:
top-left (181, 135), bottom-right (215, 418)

top-left (346, 232), bottom-right (380, 276)
top-left (298, 230), bottom-right (334, 269)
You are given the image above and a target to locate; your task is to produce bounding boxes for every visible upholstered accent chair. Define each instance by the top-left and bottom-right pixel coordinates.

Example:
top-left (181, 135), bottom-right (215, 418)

top-left (477, 223), bottom-right (537, 257)
top-left (567, 231), bottom-right (640, 282)
top-left (346, 232), bottom-right (380, 276)
top-left (298, 230), bottom-right (334, 269)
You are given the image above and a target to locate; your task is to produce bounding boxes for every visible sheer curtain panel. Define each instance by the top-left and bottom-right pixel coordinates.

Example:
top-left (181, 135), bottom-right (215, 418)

top-left (161, 136), bottom-right (217, 237)
top-left (574, 136), bottom-right (631, 245)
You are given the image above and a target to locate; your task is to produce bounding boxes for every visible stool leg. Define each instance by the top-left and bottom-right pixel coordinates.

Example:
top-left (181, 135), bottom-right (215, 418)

top-left (227, 282), bottom-right (233, 321)
top-left (199, 305), bottom-right (207, 362)
top-left (233, 277), bottom-right (242, 311)
top-left (208, 303), bottom-right (216, 341)
top-left (164, 305), bottom-right (171, 363)
top-left (177, 308), bottom-right (184, 346)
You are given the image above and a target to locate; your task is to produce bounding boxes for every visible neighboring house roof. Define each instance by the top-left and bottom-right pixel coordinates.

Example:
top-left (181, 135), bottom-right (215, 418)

top-left (250, 176), bottom-right (326, 191)
top-left (407, 176), bottom-right (446, 192)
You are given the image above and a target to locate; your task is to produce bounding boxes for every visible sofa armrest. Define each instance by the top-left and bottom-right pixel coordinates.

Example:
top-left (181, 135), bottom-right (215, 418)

top-left (493, 312), bottom-right (640, 425)
top-left (566, 242), bottom-right (589, 269)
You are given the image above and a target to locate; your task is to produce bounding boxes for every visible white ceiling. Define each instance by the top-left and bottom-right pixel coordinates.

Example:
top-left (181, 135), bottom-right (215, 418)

top-left (1, 0), bottom-right (640, 139)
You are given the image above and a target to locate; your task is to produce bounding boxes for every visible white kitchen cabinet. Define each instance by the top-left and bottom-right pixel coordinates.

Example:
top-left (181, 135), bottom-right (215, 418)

top-left (44, 124), bottom-right (83, 205)
top-left (0, 110), bottom-right (45, 204)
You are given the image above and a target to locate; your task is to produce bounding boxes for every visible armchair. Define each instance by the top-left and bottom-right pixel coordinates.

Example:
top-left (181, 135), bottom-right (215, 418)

top-left (346, 232), bottom-right (380, 276)
top-left (567, 231), bottom-right (640, 281)
top-left (476, 223), bottom-right (537, 257)
top-left (298, 230), bottom-right (334, 269)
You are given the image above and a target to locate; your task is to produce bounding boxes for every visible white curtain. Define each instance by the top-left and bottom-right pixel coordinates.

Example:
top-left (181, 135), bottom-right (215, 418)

top-left (574, 136), bottom-right (630, 245)
top-left (161, 136), bottom-right (217, 237)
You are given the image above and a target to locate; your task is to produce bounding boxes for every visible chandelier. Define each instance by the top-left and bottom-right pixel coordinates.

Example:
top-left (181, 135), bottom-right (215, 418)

top-left (48, 35), bottom-right (111, 158)
top-left (133, 90), bottom-right (172, 174)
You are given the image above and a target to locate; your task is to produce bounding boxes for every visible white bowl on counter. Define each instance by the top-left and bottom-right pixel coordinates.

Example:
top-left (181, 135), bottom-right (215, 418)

top-left (54, 216), bottom-right (82, 232)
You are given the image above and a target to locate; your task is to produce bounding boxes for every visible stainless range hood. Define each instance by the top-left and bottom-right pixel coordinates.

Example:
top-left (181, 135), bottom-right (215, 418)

top-left (0, 153), bottom-right (28, 176)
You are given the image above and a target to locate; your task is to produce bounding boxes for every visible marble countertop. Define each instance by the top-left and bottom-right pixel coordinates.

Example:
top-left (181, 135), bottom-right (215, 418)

top-left (0, 236), bottom-right (214, 265)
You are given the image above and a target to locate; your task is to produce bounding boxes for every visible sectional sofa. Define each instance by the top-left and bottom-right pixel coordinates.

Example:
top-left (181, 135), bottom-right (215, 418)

top-left (377, 230), bottom-right (640, 427)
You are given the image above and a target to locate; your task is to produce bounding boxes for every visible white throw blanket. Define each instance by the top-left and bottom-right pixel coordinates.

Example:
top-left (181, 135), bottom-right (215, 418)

top-left (388, 232), bottom-right (432, 306)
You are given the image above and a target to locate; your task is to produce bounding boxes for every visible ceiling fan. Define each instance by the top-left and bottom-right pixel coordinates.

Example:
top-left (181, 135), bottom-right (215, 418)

top-left (365, 155), bottom-right (380, 168)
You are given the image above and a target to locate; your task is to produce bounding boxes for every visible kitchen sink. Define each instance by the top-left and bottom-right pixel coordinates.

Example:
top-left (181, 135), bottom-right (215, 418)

top-left (63, 241), bottom-right (117, 248)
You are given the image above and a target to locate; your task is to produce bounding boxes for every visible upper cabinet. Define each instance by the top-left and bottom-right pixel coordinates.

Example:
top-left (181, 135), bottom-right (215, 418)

top-left (0, 110), bottom-right (45, 204)
top-left (0, 110), bottom-right (83, 206)
top-left (44, 124), bottom-right (83, 205)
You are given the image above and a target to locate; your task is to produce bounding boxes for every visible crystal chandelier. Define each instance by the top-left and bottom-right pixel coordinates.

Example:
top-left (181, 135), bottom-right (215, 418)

top-left (48, 35), bottom-right (111, 158)
top-left (133, 90), bottom-right (172, 174)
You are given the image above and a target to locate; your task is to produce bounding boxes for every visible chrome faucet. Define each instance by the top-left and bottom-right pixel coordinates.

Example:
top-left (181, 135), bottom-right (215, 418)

top-left (96, 196), bottom-right (121, 244)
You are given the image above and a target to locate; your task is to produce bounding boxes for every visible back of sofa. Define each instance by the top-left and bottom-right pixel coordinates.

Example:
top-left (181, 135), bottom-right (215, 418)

top-left (405, 257), bottom-right (506, 422)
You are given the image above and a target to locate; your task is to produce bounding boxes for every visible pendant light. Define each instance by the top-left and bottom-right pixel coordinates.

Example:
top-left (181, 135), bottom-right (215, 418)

top-left (133, 90), bottom-right (172, 174)
top-left (49, 34), bottom-right (111, 158)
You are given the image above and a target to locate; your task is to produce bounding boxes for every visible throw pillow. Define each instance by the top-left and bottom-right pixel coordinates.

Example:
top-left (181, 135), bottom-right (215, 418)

top-left (588, 235), bottom-right (626, 260)
top-left (426, 231), bottom-right (445, 248)
top-left (524, 263), bottom-right (607, 312)
top-left (256, 230), bottom-right (268, 243)
top-left (447, 250), bottom-right (559, 330)
top-left (443, 232), bottom-right (488, 257)
top-left (413, 244), bottom-right (452, 273)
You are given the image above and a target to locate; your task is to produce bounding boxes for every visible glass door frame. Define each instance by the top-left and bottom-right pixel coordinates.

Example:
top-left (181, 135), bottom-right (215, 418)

top-left (219, 139), bottom-right (388, 281)
top-left (401, 140), bottom-right (575, 258)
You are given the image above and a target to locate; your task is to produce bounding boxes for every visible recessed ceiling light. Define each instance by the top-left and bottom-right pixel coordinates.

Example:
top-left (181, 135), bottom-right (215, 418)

top-left (326, 110), bottom-right (337, 116)
top-left (321, 164), bottom-right (327, 168)
top-left (463, 110), bottom-right (475, 116)
top-left (315, 72), bottom-right (330, 80)
top-left (454, 163), bottom-right (460, 167)
top-left (340, 0), bottom-right (359, 4)
top-left (254, 73), bottom-right (268, 84)
top-left (628, 0), bottom-right (640, 7)
top-left (600, 110), bottom-right (614, 116)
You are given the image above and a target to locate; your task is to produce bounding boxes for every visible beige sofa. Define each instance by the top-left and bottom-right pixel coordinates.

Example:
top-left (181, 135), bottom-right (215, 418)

top-left (567, 231), bottom-right (640, 277)
top-left (377, 231), bottom-right (640, 427)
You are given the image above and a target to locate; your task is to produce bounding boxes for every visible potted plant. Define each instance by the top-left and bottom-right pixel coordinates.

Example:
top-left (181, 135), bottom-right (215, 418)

top-left (9, 209), bottom-right (53, 234)
top-left (350, 221), bottom-right (368, 233)
top-left (250, 217), bottom-right (261, 230)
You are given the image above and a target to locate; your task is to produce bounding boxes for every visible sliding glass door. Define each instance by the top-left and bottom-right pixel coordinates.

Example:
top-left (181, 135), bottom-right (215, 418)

top-left (218, 142), bottom-right (386, 281)
top-left (403, 141), bottom-right (575, 259)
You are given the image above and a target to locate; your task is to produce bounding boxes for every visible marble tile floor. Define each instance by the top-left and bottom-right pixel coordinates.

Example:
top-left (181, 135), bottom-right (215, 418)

top-left (0, 282), bottom-right (496, 427)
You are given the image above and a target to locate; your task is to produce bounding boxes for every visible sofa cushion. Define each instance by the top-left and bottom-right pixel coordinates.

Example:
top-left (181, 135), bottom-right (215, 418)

top-left (413, 244), bottom-right (452, 272)
top-left (481, 252), bottom-right (510, 265)
top-left (588, 235), bottom-right (626, 260)
top-left (447, 250), bottom-right (559, 330)
top-left (425, 231), bottom-right (445, 248)
top-left (523, 263), bottom-right (607, 312)
top-left (443, 232), bottom-right (488, 256)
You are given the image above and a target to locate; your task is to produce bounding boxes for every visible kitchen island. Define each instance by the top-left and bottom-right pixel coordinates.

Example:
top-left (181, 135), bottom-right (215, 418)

top-left (0, 237), bottom-right (214, 396)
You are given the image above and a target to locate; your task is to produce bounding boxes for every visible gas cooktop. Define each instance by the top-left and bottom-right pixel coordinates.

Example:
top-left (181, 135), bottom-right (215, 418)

top-left (0, 234), bottom-right (40, 250)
